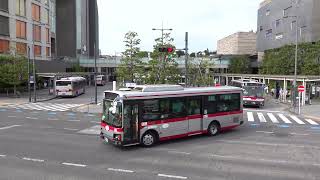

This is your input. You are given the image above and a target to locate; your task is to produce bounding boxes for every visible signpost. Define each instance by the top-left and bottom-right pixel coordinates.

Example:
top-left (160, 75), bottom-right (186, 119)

top-left (298, 85), bottom-right (304, 114)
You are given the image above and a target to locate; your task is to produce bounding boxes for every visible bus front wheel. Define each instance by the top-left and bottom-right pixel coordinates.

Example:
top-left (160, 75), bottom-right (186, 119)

top-left (208, 122), bottom-right (220, 136)
top-left (141, 131), bottom-right (157, 147)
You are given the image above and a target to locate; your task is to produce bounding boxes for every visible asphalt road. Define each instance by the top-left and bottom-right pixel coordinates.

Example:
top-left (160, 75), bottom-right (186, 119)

top-left (0, 104), bottom-right (320, 180)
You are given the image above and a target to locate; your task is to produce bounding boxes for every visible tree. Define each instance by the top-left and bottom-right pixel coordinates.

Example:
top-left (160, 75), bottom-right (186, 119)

top-left (188, 57), bottom-right (214, 86)
top-left (146, 32), bottom-right (181, 84)
top-left (190, 53), bottom-right (196, 57)
top-left (0, 55), bottom-right (28, 95)
top-left (116, 31), bottom-right (144, 84)
top-left (228, 55), bottom-right (251, 74)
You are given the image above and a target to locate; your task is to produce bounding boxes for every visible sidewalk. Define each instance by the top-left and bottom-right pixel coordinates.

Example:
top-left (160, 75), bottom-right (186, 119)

top-left (300, 102), bottom-right (320, 121)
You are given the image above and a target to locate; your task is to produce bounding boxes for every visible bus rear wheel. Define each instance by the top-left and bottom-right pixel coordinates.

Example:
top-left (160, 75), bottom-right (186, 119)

top-left (141, 132), bottom-right (157, 147)
top-left (208, 122), bottom-right (220, 136)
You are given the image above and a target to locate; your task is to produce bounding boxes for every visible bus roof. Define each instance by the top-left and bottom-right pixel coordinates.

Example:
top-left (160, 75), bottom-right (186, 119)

top-left (57, 77), bottom-right (86, 82)
top-left (104, 85), bottom-right (243, 100)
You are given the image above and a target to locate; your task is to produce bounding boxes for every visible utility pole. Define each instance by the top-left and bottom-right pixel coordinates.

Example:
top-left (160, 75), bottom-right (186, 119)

top-left (185, 32), bottom-right (189, 87)
top-left (28, 46), bottom-right (31, 102)
top-left (94, 44), bottom-right (97, 104)
top-left (33, 53), bottom-right (36, 103)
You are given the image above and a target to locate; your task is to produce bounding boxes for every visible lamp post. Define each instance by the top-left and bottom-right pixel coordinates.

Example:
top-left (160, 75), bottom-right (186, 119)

top-left (28, 46), bottom-right (31, 102)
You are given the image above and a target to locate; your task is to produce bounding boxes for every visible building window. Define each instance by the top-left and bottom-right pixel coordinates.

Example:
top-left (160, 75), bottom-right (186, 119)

top-left (266, 10), bottom-right (270, 16)
top-left (266, 29), bottom-right (272, 38)
top-left (45, 28), bottom-right (50, 43)
top-left (259, 26), bottom-right (263, 32)
top-left (44, 8), bottom-right (49, 24)
top-left (283, 6), bottom-right (292, 17)
top-left (46, 47), bottom-right (50, 57)
top-left (32, 3), bottom-right (40, 22)
top-left (16, 0), bottom-right (26, 16)
top-left (33, 25), bottom-right (41, 42)
top-left (34, 45), bottom-right (41, 56)
top-left (291, 20), bottom-right (296, 30)
top-left (16, 42), bottom-right (27, 55)
top-left (0, 0), bottom-right (8, 12)
top-left (275, 19), bottom-right (281, 28)
top-left (0, 15), bottom-right (9, 36)
top-left (16, 20), bottom-right (26, 39)
top-left (275, 33), bottom-right (283, 40)
top-left (0, 39), bottom-right (9, 53)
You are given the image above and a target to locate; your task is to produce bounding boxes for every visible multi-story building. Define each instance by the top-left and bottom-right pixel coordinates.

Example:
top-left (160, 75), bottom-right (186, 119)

top-left (217, 31), bottom-right (257, 55)
top-left (257, 0), bottom-right (320, 52)
top-left (56, 0), bottom-right (99, 59)
top-left (0, 0), bottom-right (56, 60)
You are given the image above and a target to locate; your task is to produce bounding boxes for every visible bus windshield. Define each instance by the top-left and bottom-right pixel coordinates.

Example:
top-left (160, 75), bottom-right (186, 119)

top-left (102, 100), bottom-right (122, 128)
top-left (56, 81), bottom-right (71, 86)
top-left (243, 86), bottom-right (264, 98)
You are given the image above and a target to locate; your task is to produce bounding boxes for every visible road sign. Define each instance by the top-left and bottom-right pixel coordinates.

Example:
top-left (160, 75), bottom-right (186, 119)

top-left (298, 85), bottom-right (304, 92)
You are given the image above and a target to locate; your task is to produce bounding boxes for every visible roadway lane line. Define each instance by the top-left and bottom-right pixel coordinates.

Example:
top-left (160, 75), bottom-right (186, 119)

top-left (90, 121), bottom-right (100, 124)
top-left (26, 117), bottom-right (38, 120)
top-left (0, 125), bottom-right (21, 130)
top-left (305, 119), bottom-right (319, 125)
top-left (257, 113), bottom-right (267, 122)
top-left (48, 118), bottom-right (59, 121)
top-left (22, 157), bottom-right (45, 162)
top-left (247, 112), bottom-right (254, 122)
top-left (290, 132), bottom-right (309, 136)
top-left (67, 120), bottom-right (81, 122)
top-left (278, 114), bottom-right (292, 124)
top-left (158, 174), bottom-right (188, 179)
top-left (290, 115), bottom-right (305, 125)
top-left (61, 162), bottom-right (87, 167)
top-left (107, 168), bottom-right (134, 173)
top-left (0, 154), bottom-right (6, 157)
top-left (267, 113), bottom-right (279, 123)
top-left (243, 109), bottom-right (281, 113)
top-left (168, 151), bottom-right (191, 155)
top-left (63, 128), bottom-right (79, 131)
top-left (256, 131), bottom-right (274, 134)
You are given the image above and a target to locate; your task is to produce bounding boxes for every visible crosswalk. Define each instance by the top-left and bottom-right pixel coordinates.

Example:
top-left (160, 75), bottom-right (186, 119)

top-left (245, 111), bottom-right (319, 126)
top-left (6, 103), bottom-right (84, 112)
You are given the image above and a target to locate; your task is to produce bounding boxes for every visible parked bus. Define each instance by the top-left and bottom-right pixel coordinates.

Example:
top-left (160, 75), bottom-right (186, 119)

top-left (56, 77), bottom-right (86, 97)
top-left (230, 79), bottom-right (265, 107)
top-left (100, 85), bottom-right (244, 147)
top-left (96, 75), bottom-right (107, 86)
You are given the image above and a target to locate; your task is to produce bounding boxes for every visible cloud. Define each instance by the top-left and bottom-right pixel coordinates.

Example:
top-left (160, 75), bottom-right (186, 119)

top-left (98, 0), bottom-right (260, 54)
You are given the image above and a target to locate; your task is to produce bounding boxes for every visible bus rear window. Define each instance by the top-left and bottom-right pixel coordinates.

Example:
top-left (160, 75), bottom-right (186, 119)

top-left (56, 81), bottom-right (71, 86)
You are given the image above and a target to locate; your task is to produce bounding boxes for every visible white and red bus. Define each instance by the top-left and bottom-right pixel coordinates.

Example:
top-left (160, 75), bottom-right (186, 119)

top-left (100, 85), bottom-right (244, 147)
top-left (56, 77), bottom-right (86, 97)
top-left (230, 79), bottom-right (266, 107)
top-left (96, 75), bottom-right (106, 86)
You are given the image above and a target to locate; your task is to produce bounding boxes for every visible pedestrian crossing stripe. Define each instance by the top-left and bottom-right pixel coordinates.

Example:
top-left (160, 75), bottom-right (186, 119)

top-left (6, 103), bottom-right (84, 112)
top-left (246, 112), bottom-right (319, 126)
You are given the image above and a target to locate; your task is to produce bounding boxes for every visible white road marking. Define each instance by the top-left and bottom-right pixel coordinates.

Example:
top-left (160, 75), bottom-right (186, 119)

top-left (8, 116), bottom-right (17, 118)
top-left (247, 112), bottom-right (254, 122)
top-left (290, 133), bottom-right (309, 136)
top-left (22, 157), bottom-right (45, 162)
top-left (278, 114), bottom-right (292, 124)
top-left (256, 131), bottom-right (274, 134)
top-left (48, 118), bottom-right (59, 121)
top-left (0, 154), bottom-right (6, 157)
top-left (62, 162), bottom-right (87, 167)
top-left (168, 151), bottom-right (191, 155)
top-left (267, 113), bottom-right (279, 123)
top-left (158, 174), bottom-right (188, 179)
top-left (107, 168), bottom-right (134, 173)
top-left (67, 120), bottom-right (81, 122)
top-left (26, 117), bottom-right (38, 120)
top-left (290, 115), bottom-right (305, 125)
top-left (257, 113), bottom-right (267, 122)
top-left (0, 125), bottom-right (21, 130)
top-left (64, 128), bottom-right (79, 131)
top-left (305, 119), bottom-right (319, 125)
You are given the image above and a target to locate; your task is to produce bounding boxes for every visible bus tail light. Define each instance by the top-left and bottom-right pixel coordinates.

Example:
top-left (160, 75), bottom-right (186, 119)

top-left (114, 134), bottom-right (121, 141)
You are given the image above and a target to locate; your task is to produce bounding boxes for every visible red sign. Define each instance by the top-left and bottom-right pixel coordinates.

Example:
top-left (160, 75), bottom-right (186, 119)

top-left (298, 85), bottom-right (305, 92)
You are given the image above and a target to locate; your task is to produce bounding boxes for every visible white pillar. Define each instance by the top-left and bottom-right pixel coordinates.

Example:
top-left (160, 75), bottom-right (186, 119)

top-left (226, 76), bottom-right (229, 86)
top-left (113, 81), bottom-right (117, 91)
top-left (302, 79), bottom-right (306, 106)
top-left (283, 78), bottom-right (287, 102)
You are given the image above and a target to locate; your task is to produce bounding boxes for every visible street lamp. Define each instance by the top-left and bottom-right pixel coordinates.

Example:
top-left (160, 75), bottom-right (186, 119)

top-left (152, 27), bottom-right (173, 45)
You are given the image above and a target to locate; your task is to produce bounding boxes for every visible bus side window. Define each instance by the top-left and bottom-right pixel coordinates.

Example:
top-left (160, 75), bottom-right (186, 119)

top-left (142, 100), bottom-right (160, 122)
top-left (216, 94), bottom-right (241, 112)
top-left (205, 95), bottom-right (217, 114)
top-left (187, 98), bottom-right (201, 115)
top-left (170, 98), bottom-right (186, 118)
top-left (159, 99), bottom-right (170, 119)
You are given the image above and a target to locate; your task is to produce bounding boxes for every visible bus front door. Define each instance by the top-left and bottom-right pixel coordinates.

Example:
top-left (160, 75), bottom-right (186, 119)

top-left (187, 97), bottom-right (202, 134)
top-left (123, 103), bottom-right (139, 144)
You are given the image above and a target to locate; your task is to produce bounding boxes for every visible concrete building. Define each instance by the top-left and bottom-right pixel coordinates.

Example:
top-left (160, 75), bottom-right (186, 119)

top-left (217, 31), bottom-right (257, 55)
top-left (257, 0), bottom-right (320, 52)
top-left (56, 0), bottom-right (99, 59)
top-left (0, 0), bottom-right (56, 60)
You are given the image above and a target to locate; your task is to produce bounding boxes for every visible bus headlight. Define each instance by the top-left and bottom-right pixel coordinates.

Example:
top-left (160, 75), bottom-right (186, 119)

top-left (114, 134), bottom-right (121, 141)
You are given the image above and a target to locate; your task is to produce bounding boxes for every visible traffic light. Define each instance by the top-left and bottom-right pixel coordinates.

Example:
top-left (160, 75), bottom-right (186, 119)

top-left (159, 47), bottom-right (174, 53)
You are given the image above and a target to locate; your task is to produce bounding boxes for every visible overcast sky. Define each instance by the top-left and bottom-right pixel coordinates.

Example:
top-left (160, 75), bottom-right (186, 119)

top-left (97, 0), bottom-right (261, 55)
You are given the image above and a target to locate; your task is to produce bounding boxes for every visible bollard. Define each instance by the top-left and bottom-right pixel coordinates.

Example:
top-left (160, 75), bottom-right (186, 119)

top-left (113, 81), bottom-right (116, 91)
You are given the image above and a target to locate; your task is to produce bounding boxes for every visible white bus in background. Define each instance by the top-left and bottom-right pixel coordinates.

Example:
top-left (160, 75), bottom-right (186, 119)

top-left (96, 75), bottom-right (106, 86)
top-left (56, 77), bottom-right (86, 97)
